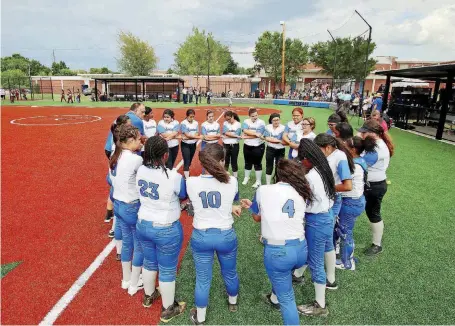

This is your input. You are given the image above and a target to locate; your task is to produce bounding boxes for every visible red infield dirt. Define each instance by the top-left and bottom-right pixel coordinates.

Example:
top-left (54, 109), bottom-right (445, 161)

top-left (1, 104), bottom-right (279, 325)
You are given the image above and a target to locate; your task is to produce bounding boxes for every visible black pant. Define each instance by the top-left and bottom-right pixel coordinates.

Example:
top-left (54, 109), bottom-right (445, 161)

top-left (265, 146), bottom-right (285, 175)
top-left (243, 143), bottom-right (265, 170)
top-left (166, 145), bottom-right (179, 170)
top-left (364, 180), bottom-right (388, 223)
top-left (105, 150), bottom-right (111, 160)
top-left (224, 143), bottom-right (239, 172)
top-left (181, 142), bottom-right (197, 171)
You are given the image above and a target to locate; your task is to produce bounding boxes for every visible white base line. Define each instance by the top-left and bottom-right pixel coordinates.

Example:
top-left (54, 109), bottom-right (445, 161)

top-left (39, 109), bottom-right (226, 325)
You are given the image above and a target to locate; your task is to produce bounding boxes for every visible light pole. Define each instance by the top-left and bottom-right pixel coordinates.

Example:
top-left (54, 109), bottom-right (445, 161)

top-left (327, 29), bottom-right (337, 103)
top-left (355, 10), bottom-right (372, 109)
top-left (280, 21), bottom-right (286, 93)
top-left (207, 36), bottom-right (211, 92)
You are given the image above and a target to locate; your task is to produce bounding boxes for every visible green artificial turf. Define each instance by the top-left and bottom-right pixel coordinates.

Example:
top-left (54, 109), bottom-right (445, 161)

top-left (1, 261), bottom-right (22, 279)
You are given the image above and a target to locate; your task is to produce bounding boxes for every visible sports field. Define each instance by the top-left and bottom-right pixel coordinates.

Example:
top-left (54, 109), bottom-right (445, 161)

top-left (1, 101), bottom-right (455, 325)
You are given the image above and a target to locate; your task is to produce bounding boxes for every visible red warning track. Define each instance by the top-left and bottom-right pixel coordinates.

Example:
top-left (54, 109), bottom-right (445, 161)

top-left (1, 105), bottom-right (279, 325)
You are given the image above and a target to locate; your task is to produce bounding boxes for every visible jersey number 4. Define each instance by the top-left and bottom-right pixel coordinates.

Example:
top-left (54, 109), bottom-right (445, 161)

top-left (282, 199), bottom-right (295, 218)
top-left (138, 180), bottom-right (159, 200)
top-left (199, 191), bottom-right (221, 209)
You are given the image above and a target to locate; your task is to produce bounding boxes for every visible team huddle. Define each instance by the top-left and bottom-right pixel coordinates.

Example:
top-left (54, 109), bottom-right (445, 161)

top-left (103, 103), bottom-right (394, 325)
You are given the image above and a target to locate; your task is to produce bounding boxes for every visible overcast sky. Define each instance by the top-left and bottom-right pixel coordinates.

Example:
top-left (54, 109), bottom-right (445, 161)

top-left (1, 0), bottom-right (454, 71)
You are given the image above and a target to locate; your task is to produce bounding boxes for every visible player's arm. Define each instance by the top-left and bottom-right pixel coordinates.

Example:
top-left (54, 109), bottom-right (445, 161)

top-left (282, 125), bottom-right (292, 145)
top-left (335, 160), bottom-right (353, 192)
top-left (240, 192), bottom-right (261, 222)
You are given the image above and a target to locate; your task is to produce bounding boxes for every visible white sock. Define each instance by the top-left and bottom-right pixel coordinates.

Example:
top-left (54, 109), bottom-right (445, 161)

top-left (266, 174), bottom-right (272, 185)
top-left (115, 239), bottom-right (122, 255)
top-left (255, 170), bottom-right (262, 184)
top-left (142, 269), bottom-right (157, 295)
top-left (371, 221), bottom-right (384, 246)
top-left (228, 295), bottom-right (238, 304)
top-left (293, 265), bottom-right (307, 278)
top-left (197, 307), bottom-right (207, 323)
top-left (314, 283), bottom-right (326, 308)
top-left (112, 215), bottom-right (117, 231)
top-left (130, 266), bottom-right (142, 288)
top-left (184, 171), bottom-right (190, 179)
top-left (233, 171), bottom-right (238, 178)
top-left (324, 250), bottom-right (336, 283)
top-left (159, 280), bottom-right (176, 309)
top-left (270, 292), bottom-right (279, 304)
top-left (121, 261), bottom-right (132, 282)
top-left (244, 169), bottom-right (251, 180)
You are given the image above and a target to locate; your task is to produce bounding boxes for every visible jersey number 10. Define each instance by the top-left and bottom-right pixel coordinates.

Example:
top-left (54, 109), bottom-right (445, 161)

top-left (199, 191), bottom-right (221, 209)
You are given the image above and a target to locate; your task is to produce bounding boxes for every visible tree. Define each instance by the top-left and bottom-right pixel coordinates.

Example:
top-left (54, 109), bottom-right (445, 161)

top-left (166, 67), bottom-right (175, 74)
top-left (1, 53), bottom-right (50, 76)
top-left (223, 56), bottom-right (240, 74)
top-left (89, 67), bottom-right (110, 74)
top-left (253, 31), bottom-right (309, 88)
top-left (0, 69), bottom-right (27, 88)
top-left (174, 27), bottom-right (230, 76)
top-left (310, 37), bottom-right (376, 80)
top-left (117, 31), bottom-right (158, 76)
top-left (51, 61), bottom-right (70, 75)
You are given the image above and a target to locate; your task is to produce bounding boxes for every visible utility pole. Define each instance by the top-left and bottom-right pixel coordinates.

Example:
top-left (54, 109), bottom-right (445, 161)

top-left (207, 37), bottom-right (211, 92)
top-left (327, 29), bottom-right (337, 102)
top-left (355, 10), bottom-right (372, 109)
top-left (52, 49), bottom-right (56, 64)
top-left (280, 21), bottom-right (286, 93)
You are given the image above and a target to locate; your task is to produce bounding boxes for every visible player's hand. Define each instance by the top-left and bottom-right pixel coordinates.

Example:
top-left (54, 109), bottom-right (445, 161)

top-left (240, 199), bottom-right (252, 209)
top-left (232, 205), bottom-right (242, 217)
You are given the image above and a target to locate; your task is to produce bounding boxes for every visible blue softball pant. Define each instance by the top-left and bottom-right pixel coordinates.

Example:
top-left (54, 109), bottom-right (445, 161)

top-left (191, 228), bottom-right (239, 308)
top-left (114, 200), bottom-right (143, 267)
top-left (337, 196), bottom-right (365, 268)
top-left (264, 238), bottom-right (307, 326)
top-left (136, 219), bottom-right (183, 282)
top-left (305, 212), bottom-right (335, 285)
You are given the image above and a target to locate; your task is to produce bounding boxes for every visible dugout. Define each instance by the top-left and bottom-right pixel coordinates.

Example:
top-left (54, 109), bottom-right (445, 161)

top-left (375, 64), bottom-right (455, 141)
top-left (93, 76), bottom-right (184, 102)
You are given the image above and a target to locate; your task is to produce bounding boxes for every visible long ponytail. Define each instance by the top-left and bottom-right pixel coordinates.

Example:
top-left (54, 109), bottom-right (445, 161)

top-left (109, 125), bottom-right (140, 170)
top-left (199, 144), bottom-right (230, 183)
top-left (274, 159), bottom-right (313, 204)
top-left (314, 133), bottom-right (355, 174)
top-left (359, 120), bottom-right (395, 157)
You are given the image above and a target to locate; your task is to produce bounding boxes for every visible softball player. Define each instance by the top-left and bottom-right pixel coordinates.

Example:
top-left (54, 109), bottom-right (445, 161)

top-left (241, 159), bottom-right (312, 325)
top-left (326, 111), bottom-right (347, 136)
top-left (295, 139), bottom-right (336, 317)
top-left (222, 111), bottom-right (242, 178)
top-left (263, 113), bottom-right (285, 185)
top-left (136, 136), bottom-right (187, 322)
top-left (242, 108), bottom-right (266, 188)
top-left (109, 125), bottom-right (144, 295)
top-left (282, 107), bottom-right (304, 158)
top-left (201, 110), bottom-right (221, 149)
top-left (336, 136), bottom-right (376, 270)
top-left (357, 120), bottom-right (394, 256)
top-left (143, 107), bottom-right (157, 138)
top-left (157, 109), bottom-right (180, 170)
top-left (334, 122), bottom-right (354, 141)
top-left (290, 117), bottom-right (317, 159)
top-left (180, 109), bottom-right (200, 179)
top-left (186, 144), bottom-right (242, 325)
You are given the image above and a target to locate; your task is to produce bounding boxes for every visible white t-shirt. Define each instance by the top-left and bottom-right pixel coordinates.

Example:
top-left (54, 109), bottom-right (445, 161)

top-left (112, 150), bottom-right (143, 203)
top-left (143, 119), bottom-right (157, 138)
top-left (222, 121), bottom-right (242, 145)
top-left (362, 139), bottom-right (390, 182)
top-left (264, 124), bottom-right (285, 149)
top-left (136, 166), bottom-right (186, 224)
top-left (157, 120), bottom-right (180, 148)
top-left (242, 118), bottom-right (266, 146)
top-left (180, 119), bottom-right (199, 144)
top-left (251, 183), bottom-right (306, 241)
top-left (327, 149), bottom-right (352, 185)
top-left (187, 175), bottom-right (239, 230)
top-left (201, 121), bottom-right (221, 144)
top-left (342, 157), bottom-right (367, 198)
top-left (291, 131), bottom-right (316, 158)
top-left (305, 168), bottom-right (333, 213)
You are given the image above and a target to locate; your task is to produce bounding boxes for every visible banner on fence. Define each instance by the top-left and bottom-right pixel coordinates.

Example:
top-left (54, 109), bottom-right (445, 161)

top-left (272, 99), bottom-right (330, 108)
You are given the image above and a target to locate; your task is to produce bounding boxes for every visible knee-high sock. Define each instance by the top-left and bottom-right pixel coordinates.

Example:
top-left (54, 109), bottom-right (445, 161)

top-left (233, 171), bottom-right (238, 178)
top-left (116, 240), bottom-right (122, 255)
top-left (160, 281), bottom-right (176, 309)
top-left (184, 171), bottom-right (190, 179)
top-left (197, 307), bottom-right (207, 323)
top-left (270, 292), bottom-right (279, 304)
top-left (121, 261), bottom-right (132, 282)
top-left (314, 283), bottom-right (326, 308)
top-left (255, 170), bottom-right (262, 183)
top-left (228, 295), bottom-right (238, 304)
top-left (266, 174), bottom-right (272, 185)
top-left (293, 265), bottom-right (307, 278)
top-left (130, 266), bottom-right (142, 288)
top-left (324, 250), bottom-right (336, 283)
top-left (244, 169), bottom-right (251, 180)
top-left (143, 269), bottom-right (157, 295)
top-left (371, 221), bottom-right (384, 246)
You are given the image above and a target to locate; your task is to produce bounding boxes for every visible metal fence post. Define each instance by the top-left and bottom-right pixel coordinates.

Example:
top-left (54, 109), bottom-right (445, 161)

top-left (50, 77), bottom-right (54, 101)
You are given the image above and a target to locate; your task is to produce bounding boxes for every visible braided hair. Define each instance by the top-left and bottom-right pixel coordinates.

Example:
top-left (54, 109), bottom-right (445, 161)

top-left (314, 133), bottom-right (355, 174)
top-left (274, 159), bottom-right (314, 204)
top-left (143, 135), bottom-right (170, 178)
top-left (109, 125), bottom-right (140, 170)
top-left (298, 139), bottom-right (336, 201)
top-left (199, 144), bottom-right (230, 183)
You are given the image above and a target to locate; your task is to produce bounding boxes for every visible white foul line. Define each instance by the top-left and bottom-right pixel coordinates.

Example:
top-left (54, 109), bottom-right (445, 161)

top-left (39, 109), bottom-right (226, 325)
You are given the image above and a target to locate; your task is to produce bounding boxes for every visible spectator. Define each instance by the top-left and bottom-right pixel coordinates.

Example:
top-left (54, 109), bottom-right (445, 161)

top-left (372, 93), bottom-right (383, 113)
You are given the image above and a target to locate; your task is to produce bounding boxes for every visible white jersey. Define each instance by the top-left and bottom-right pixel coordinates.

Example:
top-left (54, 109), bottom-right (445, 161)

top-left (264, 124), bottom-right (285, 149)
top-left (187, 175), bottom-right (239, 230)
top-left (305, 168), bottom-right (333, 213)
top-left (342, 157), bottom-right (367, 198)
top-left (327, 149), bottom-right (352, 185)
top-left (180, 119), bottom-right (199, 144)
top-left (201, 121), bottom-right (220, 144)
top-left (222, 121), bottom-right (242, 145)
top-left (291, 131), bottom-right (316, 158)
top-left (284, 121), bottom-right (303, 144)
top-left (136, 166), bottom-right (186, 224)
top-left (112, 150), bottom-right (143, 203)
top-left (242, 118), bottom-right (266, 146)
top-left (251, 183), bottom-right (306, 241)
top-left (143, 119), bottom-right (157, 138)
top-left (157, 120), bottom-right (180, 148)
top-left (362, 139), bottom-right (390, 182)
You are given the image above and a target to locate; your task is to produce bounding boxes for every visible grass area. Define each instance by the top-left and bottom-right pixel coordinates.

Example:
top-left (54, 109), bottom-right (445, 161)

top-left (1, 262), bottom-right (21, 279)
top-left (170, 107), bottom-right (455, 325)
